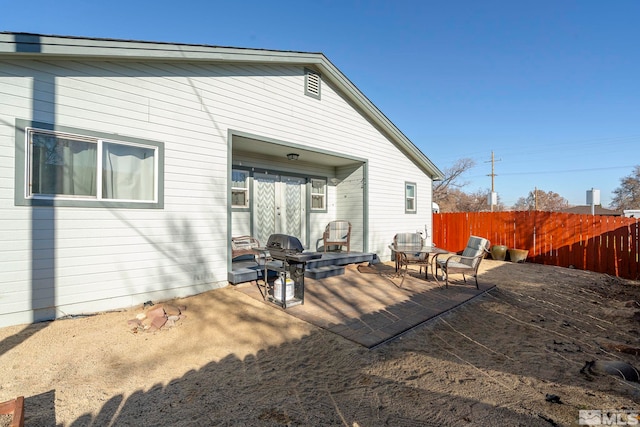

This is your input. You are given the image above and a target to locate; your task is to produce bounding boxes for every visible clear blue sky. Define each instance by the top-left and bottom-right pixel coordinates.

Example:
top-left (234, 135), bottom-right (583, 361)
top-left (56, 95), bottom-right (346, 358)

top-left (3, 0), bottom-right (639, 208)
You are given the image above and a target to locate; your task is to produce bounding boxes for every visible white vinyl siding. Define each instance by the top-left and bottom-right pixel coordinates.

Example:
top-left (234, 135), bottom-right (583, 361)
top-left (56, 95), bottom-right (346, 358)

top-left (335, 163), bottom-right (366, 252)
top-left (0, 55), bottom-right (433, 327)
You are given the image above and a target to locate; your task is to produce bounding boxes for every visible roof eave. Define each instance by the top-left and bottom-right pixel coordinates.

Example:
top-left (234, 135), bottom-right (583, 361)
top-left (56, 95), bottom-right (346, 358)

top-left (0, 32), bottom-right (444, 180)
top-left (313, 59), bottom-right (444, 180)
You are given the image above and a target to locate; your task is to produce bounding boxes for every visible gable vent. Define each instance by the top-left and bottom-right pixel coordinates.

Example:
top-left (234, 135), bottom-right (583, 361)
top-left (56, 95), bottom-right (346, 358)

top-left (305, 68), bottom-right (321, 99)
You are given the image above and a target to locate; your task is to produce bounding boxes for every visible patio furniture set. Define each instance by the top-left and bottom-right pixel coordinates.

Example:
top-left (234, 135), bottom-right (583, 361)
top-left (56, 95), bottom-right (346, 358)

top-left (232, 221), bottom-right (491, 309)
top-left (389, 233), bottom-right (490, 288)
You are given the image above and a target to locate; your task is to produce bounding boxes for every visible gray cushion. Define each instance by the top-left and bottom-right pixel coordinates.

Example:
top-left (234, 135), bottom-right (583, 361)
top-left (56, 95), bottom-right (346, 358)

top-left (460, 236), bottom-right (489, 266)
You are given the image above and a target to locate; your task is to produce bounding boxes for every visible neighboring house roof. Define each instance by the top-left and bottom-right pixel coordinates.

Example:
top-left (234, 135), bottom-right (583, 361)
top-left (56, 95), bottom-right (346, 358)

top-left (560, 205), bottom-right (623, 216)
top-left (0, 32), bottom-right (445, 181)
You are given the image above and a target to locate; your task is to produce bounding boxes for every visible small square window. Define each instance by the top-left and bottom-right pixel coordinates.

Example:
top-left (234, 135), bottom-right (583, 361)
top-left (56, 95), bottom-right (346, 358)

top-left (232, 170), bottom-right (249, 208)
top-left (311, 178), bottom-right (326, 210)
top-left (405, 182), bottom-right (417, 213)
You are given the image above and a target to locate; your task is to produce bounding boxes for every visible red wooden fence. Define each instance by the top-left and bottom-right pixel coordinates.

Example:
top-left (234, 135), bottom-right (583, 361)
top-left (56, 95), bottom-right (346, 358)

top-left (433, 211), bottom-right (640, 280)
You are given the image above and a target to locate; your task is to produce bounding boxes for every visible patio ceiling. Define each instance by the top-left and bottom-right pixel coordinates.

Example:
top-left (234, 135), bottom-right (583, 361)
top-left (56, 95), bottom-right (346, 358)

top-left (232, 135), bottom-right (361, 168)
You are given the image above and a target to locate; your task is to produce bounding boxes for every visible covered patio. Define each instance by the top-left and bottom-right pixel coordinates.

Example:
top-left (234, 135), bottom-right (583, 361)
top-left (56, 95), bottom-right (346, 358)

top-left (234, 261), bottom-right (495, 348)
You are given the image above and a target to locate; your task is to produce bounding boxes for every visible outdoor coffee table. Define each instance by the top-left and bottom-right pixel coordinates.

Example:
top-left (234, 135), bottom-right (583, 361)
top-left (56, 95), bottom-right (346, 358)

top-left (389, 244), bottom-right (450, 286)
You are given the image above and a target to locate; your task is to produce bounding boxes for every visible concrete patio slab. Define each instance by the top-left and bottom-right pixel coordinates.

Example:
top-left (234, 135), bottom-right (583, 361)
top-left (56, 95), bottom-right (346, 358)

top-left (234, 262), bottom-right (495, 348)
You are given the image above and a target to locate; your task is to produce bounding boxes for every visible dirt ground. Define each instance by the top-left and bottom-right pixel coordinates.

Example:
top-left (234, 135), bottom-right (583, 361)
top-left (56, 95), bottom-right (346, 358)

top-left (1, 260), bottom-right (640, 426)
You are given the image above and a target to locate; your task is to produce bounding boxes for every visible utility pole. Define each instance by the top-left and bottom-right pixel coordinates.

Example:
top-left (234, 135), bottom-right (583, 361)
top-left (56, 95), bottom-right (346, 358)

top-left (486, 151), bottom-right (501, 211)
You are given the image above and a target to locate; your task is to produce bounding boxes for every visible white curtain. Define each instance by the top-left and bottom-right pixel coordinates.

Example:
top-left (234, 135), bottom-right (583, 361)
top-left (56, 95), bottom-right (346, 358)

top-left (102, 142), bottom-right (155, 201)
top-left (63, 142), bottom-right (97, 196)
top-left (32, 133), bottom-right (97, 197)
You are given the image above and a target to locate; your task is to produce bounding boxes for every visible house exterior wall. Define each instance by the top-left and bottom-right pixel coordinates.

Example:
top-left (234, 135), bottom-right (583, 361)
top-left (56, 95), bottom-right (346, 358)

top-left (334, 163), bottom-right (366, 251)
top-left (1, 59), bottom-right (234, 327)
top-left (367, 146), bottom-right (434, 258)
top-left (0, 56), bottom-right (434, 327)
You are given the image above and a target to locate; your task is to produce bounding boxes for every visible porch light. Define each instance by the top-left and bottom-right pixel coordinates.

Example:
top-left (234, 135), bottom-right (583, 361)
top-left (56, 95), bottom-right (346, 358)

top-left (286, 153), bottom-right (299, 160)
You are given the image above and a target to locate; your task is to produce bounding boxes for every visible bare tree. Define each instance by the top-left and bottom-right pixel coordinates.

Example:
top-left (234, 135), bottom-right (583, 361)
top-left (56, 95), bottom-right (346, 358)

top-left (433, 158), bottom-right (476, 212)
top-left (436, 188), bottom-right (505, 212)
top-left (610, 165), bottom-right (640, 210)
top-left (512, 189), bottom-right (569, 211)
top-left (454, 189), bottom-right (506, 212)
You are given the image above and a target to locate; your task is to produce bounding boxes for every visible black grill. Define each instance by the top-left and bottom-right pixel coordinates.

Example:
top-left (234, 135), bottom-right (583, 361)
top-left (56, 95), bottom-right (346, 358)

top-left (266, 233), bottom-right (304, 256)
top-left (265, 234), bottom-right (321, 263)
top-left (258, 234), bottom-right (322, 308)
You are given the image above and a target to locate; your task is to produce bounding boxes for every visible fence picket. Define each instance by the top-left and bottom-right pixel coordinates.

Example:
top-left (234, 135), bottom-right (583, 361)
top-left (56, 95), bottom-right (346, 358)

top-left (433, 212), bottom-right (640, 280)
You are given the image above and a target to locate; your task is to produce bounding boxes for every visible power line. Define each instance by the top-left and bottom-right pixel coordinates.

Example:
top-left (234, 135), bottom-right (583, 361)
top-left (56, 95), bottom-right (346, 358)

top-left (465, 164), bottom-right (636, 181)
top-left (431, 135), bottom-right (640, 166)
top-left (493, 164), bottom-right (636, 177)
top-left (485, 151), bottom-right (502, 192)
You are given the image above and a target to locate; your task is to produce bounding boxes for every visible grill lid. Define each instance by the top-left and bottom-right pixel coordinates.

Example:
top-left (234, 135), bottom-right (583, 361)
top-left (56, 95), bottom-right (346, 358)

top-left (266, 234), bottom-right (304, 253)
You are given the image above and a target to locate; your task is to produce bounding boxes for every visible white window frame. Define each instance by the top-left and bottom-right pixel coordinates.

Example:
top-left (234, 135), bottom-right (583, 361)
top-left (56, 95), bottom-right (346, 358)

top-left (405, 182), bottom-right (417, 213)
top-left (310, 178), bottom-right (327, 211)
top-left (231, 169), bottom-right (250, 208)
top-left (26, 127), bottom-right (159, 203)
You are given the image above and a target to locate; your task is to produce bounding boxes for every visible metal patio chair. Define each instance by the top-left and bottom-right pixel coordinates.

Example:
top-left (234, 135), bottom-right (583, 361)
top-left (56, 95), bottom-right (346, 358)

top-left (390, 232), bottom-right (430, 285)
top-left (231, 235), bottom-right (261, 260)
top-left (433, 235), bottom-right (490, 288)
